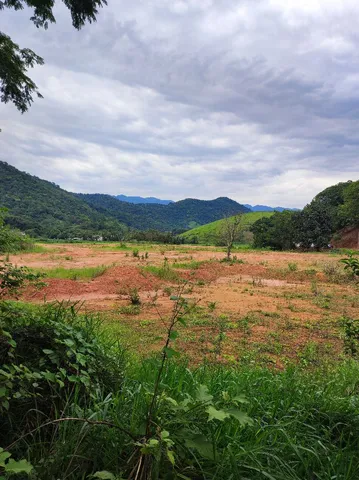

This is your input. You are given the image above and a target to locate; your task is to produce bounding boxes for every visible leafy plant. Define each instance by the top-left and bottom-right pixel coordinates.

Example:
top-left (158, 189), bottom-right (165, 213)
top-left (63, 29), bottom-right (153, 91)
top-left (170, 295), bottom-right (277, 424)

top-left (341, 316), bottom-right (359, 357)
top-left (340, 252), bottom-right (359, 278)
top-left (0, 261), bottom-right (46, 298)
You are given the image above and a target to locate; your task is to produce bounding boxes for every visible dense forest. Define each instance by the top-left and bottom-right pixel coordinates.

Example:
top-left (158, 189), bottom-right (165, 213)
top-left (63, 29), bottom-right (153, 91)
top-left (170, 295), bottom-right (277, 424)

top-left (78, 193), bottom-right (249, 232)
top-left (251, 180), bottom-right (359, 250)
top-left (0, 162), bottom-right (249, 239)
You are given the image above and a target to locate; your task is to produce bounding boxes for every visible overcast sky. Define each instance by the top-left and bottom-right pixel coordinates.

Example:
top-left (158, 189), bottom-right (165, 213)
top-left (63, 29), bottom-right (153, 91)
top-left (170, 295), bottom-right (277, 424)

top-left (1, 0), bottom-right (359, 207)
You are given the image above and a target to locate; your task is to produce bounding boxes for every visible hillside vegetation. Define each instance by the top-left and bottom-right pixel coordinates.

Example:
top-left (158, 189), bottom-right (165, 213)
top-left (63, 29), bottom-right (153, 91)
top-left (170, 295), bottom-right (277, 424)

top-left (0, 162), bottom-right (249, 238)
top-left (180, 211), bottom-right (274, 244)
top-left (77, 194), bottom-right (250, 232)
top-left (251, 180), bottom-right (359, 250)
top-left (0, 162), bottom-right (127, 240)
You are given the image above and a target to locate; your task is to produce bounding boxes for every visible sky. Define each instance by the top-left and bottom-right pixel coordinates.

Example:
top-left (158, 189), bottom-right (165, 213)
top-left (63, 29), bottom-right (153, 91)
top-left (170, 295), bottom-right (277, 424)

top-left (1, 0), bottom-right (359, 208)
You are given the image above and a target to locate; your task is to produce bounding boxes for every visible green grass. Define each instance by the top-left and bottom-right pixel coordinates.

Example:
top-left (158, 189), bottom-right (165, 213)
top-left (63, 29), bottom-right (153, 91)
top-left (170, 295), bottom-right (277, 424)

top-left (142, 262), bottom-right (180, 282)
top-left (2, 301), bottom-right (359, 479)
top-left (180, 211), bottom-right (274, 245)
top-left (34, 265), bottom-right (108, 280)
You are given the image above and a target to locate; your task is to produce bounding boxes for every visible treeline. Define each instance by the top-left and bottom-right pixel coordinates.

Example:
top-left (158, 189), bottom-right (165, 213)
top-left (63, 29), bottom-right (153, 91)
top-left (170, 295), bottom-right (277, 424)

top-left (251, 180), bottom-right (359, 250)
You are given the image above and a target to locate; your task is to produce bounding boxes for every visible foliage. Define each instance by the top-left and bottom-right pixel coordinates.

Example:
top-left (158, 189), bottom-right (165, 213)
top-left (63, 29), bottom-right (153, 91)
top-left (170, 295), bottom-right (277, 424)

top-left (0, 0), bottom-right (107, 113)
top-left (2, 302), bottom-right (359, 479)
top-left (340, 252), bottom-right (359, 277)
top-left (180, 211), bottom-right (274, 245)
top-left (251, 210), bottom-right (297, 250)
top-left (341, 316), bottom-right (359, 357)
top-left (0, 261), bottom-right (45, 298)
top-left (220, 214), bottom-right (243, 259)
top-left (0, 161), bottom-right (128, 240)
top-left (78, 193), bottom-right (250, 232)
top-left (251, 180), bottom-right (359, 251)
top-left (0, 32), bottom-right (43, 114)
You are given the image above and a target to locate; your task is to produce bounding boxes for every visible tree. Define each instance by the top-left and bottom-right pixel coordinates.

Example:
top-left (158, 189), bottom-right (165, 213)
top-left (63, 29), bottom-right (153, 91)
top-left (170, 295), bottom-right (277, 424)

top-left (341, 181), bottom-right (359, 227)
top-left (251, 211), bottom-right (297, 251)
top-left (0, 0), bottom-right (107, 113)
top-left (220, 214), bottom-right (243, 260)
top-left (294, 202), bottom-right (333, 251)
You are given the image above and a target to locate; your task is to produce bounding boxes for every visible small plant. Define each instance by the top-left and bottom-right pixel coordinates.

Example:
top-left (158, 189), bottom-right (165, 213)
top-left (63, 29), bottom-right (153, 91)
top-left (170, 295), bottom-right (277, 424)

top-left (207, 301), bottom-right (217, 312)
top-left (288, 262), bottom-right (298, 272)
top-left (340, 252), bottom-right (359, 278)
top-left (341, 316), bottom-right (359, 357)
top-left (132, 249), bottom-right (139, 258)
top-left (119, 304), bottom-right (141, 315)
top-left (129, 287), bottom-right (141, 305)
top-left (0, 261), bottom-right (46, 298)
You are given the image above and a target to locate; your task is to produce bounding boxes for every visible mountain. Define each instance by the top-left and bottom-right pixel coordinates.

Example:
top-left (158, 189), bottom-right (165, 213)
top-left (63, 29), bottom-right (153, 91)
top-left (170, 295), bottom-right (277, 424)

top-left (244, 204), bottom-right (300, 212)
top-left (180, 211), bottom-right (274, 244)
top-left (78, 194), bottom-right (250, 232)
top-left (0, 162), bottom-right (250, 237)
top-left (115, 194), bottom-right (173, 205)
top-left (0, 161), bottom-right (126, 239)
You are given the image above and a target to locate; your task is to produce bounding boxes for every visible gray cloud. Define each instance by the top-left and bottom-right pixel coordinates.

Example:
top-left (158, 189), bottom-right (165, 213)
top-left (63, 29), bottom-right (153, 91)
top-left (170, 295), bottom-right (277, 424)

top-left (1, 0), bottom-right (359, 207)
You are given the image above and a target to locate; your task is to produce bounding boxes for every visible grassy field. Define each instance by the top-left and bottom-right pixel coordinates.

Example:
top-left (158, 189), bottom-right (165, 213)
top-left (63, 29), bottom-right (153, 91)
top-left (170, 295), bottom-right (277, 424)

top-left (180, 211), bottom-right (274, 244)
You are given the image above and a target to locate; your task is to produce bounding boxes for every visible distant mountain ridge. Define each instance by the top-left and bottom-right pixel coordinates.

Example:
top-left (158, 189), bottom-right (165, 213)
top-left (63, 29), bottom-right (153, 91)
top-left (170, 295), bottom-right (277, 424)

top-left (115, 194), bottom-right (173, 205)
top-left (0, 162), bottom-right (250, 237)
top-left (244, 204), bottom-right (300, 212)
top-left (78, 194), bottom-right (250, 232)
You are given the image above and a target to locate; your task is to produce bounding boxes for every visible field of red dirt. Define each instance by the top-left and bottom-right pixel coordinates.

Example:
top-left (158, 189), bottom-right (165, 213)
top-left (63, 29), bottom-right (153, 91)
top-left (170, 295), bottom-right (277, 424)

top-left (4, 243), bottom-right (359, 367)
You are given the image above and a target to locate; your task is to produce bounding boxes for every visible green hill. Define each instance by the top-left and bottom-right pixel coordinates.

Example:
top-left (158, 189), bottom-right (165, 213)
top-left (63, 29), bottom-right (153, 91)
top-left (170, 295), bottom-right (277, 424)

top-left (0, 161), bottom-right (127, 239)
top-left (0, 162), bottom-right (250, 238)
top-left (77, 194), bottom-right (250, 232)
top-left (180, 211), bottom-right (274, 245)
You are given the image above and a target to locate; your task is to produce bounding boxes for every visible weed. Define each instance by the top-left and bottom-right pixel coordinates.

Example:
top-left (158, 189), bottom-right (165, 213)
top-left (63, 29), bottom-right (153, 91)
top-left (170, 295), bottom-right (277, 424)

top-left (119, 304), bottom-right (141, 315)
top-left (129, 287), bottom-right (141, 305)
top-left (288, 262), bottom-right (298, 272)
top-left (132, 249), bottom-right (139, 258)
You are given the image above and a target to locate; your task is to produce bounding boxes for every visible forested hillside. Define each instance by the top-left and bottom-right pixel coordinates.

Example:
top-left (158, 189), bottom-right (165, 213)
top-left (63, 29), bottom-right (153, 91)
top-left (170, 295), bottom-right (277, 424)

top-left (77, 194), bottom-right (250, 231)
top-left (251, 180), bottom-right (359, 250)
top-left (0, 162), bottom-right (127, 239)
top-left (0, 162), bottom-right (249, 238)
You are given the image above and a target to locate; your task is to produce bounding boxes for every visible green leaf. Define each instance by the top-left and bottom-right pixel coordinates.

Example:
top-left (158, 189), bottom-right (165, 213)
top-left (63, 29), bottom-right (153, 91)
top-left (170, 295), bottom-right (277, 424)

top-left (164, 347), bottom-right (180, 358)
top-left (225, 408), bottom-right (253, 426)
top-left (167, 449), bottom-right (175, 466)
top-left (178, 317), bottom-right (187, 326)
top-left (206, 406), bottom-right (229, 422)
top-left (196, 384), bottom-right (213, 403)
top-left (169, 330), bottom-right (179, 340)
top-left (42, 349), bottom-right (54, 355)
top-left (5, 458), bottom-right (33, 474)
top-left (0, 386), bottom-right (6, 397)
top-left (185, 434), bottom-right (214, 460)
top-left (0, 449), bottom-right (11, 468)
top-left (92, 472), bottom-right (116, 480)
top-left (233, 394), bottom-right (249, 404)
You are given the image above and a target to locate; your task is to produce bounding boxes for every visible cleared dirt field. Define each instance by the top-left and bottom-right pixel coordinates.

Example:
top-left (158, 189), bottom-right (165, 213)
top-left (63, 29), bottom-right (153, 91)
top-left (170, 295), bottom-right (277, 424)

top-left (5, 242), bottom-right (359, 367)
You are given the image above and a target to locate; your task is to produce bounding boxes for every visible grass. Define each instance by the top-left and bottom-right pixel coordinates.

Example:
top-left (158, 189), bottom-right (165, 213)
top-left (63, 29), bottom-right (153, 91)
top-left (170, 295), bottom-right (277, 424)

top-left (142, 261), bottom-right (180, 282)
top-left (2, 301), bottom-right (359, 479)
top-left (180, 211), bottom-right (274, 244)
top-left (34, 265), bottom-right (108, 280)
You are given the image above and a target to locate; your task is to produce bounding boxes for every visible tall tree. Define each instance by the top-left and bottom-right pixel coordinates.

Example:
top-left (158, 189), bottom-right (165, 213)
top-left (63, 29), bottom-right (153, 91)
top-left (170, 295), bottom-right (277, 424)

top-left (0, 0), bottom-right (107, 114)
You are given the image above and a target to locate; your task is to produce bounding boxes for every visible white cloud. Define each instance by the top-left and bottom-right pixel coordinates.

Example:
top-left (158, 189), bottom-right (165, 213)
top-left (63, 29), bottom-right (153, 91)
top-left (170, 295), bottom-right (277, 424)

top-left (0, 0), bottom-right (359, 208)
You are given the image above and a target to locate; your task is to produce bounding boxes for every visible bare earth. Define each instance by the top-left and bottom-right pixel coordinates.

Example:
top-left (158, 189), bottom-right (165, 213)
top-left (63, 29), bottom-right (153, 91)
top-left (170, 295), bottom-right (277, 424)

top-left (4, 243), bottom-right (358, 367)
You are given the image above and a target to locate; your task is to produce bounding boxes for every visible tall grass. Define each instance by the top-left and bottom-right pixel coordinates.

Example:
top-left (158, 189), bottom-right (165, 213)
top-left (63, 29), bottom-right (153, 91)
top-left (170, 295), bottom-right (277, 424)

top-left (2, 302), bottom-right (359, 479)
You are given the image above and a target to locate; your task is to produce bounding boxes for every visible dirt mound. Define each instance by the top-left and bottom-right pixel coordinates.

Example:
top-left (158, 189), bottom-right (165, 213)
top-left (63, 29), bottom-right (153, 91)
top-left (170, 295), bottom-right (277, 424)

top-left (25, 266), bottom-right (163, 301)
top-left (332, 227), bottom-right (359, 249)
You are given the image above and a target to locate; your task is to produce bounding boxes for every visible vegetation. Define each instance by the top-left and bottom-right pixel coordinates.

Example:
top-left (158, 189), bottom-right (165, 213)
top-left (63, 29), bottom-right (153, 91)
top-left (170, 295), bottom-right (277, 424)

top-left (78, 193), bottom-right (250, 232)
top-left (0, 161), bottom-right (127, 240)
top-left (220, 214), bottom-right (244, 260)
top-left (180, 211), bottom-right (274, 245)
top-left (34, 265), bottom-right (108, 281)
top-left (0, 163), bottom-right (249, 238)
top-left (0, 0), bottom-right (107, 114)
top-left (1, 301), bottom-right (359, 479)
top-left (251, 180), bottom-right (359, 250)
